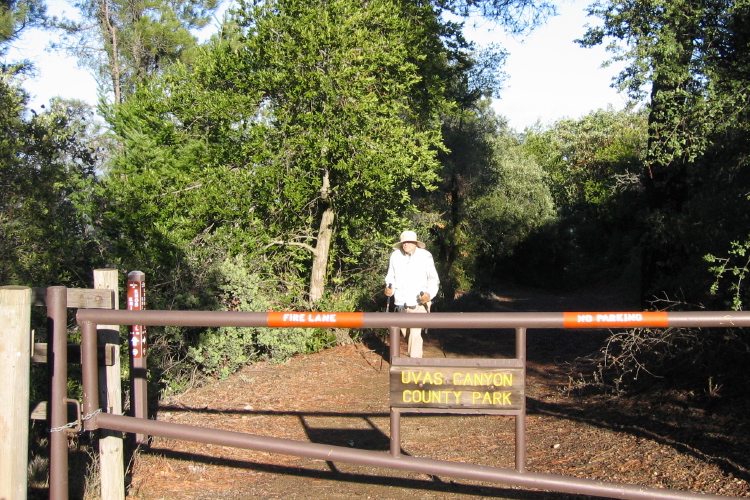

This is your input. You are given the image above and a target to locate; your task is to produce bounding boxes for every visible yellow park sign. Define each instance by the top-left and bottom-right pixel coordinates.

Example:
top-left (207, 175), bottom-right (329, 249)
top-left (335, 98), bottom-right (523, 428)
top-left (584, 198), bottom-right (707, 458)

top-left (390, 365), bottom-right (524, 411)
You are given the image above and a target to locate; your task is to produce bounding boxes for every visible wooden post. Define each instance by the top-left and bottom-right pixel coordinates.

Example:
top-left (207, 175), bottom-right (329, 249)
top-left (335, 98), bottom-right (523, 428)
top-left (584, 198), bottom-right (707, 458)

top-left (0, 286), bottom-right (32, 500)
top-left (94, 269), bottom-right (125, 500)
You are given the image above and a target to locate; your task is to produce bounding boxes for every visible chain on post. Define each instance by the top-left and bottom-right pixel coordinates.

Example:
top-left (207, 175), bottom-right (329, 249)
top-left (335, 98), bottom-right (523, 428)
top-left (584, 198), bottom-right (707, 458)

top-left (49, 400), bottom-right (101, 434)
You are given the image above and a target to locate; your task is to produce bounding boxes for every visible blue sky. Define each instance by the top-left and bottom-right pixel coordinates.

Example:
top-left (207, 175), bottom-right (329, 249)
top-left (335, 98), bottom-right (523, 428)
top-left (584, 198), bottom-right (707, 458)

top-left (7, 0), bottom-right (98, 111)
top-left (482, 0), bottom-right (631, 130)
top-left (9, 0), bottom-right (629, 131)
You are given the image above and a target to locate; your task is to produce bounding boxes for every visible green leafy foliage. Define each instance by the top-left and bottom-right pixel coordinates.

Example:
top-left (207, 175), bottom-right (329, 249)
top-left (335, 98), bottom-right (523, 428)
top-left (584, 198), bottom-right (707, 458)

top-left (557, 0), bottom-right (750, 394)
top-left (498, 108), bottom-right (647, 290)
top-left (187, 256), bottom-right (314, 380)
top-left (522, 108), bottom-right (648, 208)
top-left (229, 0), bottom-right (452, 301)
top-left (470, 137), bottom-right (555, 262)
top-left (0, 71), bottom-right (101, 286)
top-left (55, 0), bottom-right (219, 103)
top-left (0, 0), bottom-right (46, 55)
top-left (578, 0), bottom-right (750, 301)
top-left (101, 0), bottom-right (457, 309)
top-left (706, 239), bottom-right (750, 311)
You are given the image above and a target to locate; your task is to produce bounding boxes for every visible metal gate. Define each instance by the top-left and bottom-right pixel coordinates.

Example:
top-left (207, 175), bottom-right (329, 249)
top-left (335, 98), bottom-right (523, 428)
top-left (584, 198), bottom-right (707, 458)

top-left (61, 306), bottom-right (748, 500)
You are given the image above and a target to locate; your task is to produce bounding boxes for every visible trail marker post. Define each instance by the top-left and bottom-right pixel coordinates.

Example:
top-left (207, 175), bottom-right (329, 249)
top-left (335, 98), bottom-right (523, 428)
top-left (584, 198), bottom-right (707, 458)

top-left (127, 271), bottom-right (148, 445)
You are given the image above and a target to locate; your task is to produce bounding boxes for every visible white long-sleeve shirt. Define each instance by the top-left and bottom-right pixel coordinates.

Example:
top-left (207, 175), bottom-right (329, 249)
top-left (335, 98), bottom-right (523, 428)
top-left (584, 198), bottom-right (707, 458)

top-left (385, 247), bottom-right (440, 307)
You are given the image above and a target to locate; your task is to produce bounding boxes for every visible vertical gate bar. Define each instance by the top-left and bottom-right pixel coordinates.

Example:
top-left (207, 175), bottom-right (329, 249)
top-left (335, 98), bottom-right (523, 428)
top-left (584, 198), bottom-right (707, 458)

top-left (81, 320), bottom-right (100, 429)
top-left (389, 326), bottom-right (399, 362)
top-left (389, 326), bottom-right (401, 457)
top-left (47, 286), bottom-right (69, 500)
top-left (516, 327), bottom-right (527, 473)
top-left (390, 408), bottom-right (401, 457)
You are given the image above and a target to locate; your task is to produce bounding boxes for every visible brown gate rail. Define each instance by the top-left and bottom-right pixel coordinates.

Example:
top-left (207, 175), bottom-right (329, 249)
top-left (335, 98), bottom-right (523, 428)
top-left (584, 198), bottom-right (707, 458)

top-left (74, 308), bottom-right (748, 500)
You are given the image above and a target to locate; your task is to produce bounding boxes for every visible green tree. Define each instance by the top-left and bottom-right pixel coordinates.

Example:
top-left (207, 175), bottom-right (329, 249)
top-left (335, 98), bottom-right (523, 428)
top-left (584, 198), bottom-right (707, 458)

top-left (0, 76), bottom-right (100, 286)
top-left (431, 99), bottom-right (507, 299)
top-left (567, 0), bottom-right (750, 395)
top-left (0, 0), bottom-right (46, 55)
top-left (578, 0), bottom-right (713, 181)
top-left (97, 54), bottom-right (265, 308)
top-left (470, 130), bottom-right (555, 279)
top-left (513, 108), bottom-right (648, 289)
top-left (425, 32), bottom-right (508, 299)
top-left (101, 0), bottom-right (456, 306)
top-left (522, 107), bottom-right (648, 209)
top-left (55, 0), bottom-right (218, 103)
top-left (237, 0), bottom-right (455, 303)
top-left (579, 0), bottom-right (750, 300)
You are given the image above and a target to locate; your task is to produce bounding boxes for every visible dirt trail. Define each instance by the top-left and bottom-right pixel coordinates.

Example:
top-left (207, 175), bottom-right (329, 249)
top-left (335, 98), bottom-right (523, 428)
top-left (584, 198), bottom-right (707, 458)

top-left (126, 284), bottom-right (749, 499)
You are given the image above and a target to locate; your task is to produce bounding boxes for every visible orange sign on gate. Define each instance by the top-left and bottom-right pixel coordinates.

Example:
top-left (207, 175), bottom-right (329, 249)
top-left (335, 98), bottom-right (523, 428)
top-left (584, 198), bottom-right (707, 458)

top-left (267, 312), bottom-right (364, 328)
top-left (563, 311), bottom-right (669, 328)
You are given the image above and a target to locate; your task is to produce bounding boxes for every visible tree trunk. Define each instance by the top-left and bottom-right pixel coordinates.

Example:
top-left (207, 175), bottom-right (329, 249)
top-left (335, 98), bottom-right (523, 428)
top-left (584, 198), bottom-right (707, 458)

top-left (309, 205), bottom-right (334, 304)
top-left (96, 0), bottom-right (123, 104)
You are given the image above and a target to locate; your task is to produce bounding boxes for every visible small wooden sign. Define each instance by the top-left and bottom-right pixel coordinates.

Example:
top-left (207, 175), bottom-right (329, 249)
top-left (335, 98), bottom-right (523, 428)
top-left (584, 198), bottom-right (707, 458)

top-left (390, 364), bottom-right (524, 411)
top-left (31, 287), bottom-right (114, 309)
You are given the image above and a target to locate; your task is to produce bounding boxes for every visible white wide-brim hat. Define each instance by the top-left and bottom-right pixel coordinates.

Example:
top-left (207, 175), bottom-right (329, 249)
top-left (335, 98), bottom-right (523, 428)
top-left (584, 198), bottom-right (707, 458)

top-left (393, 230), bottom-right (426, 249)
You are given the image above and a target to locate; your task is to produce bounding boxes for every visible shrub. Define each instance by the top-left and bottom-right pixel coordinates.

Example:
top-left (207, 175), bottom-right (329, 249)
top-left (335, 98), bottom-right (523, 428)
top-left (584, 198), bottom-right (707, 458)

top-left (187, 255), bottom-right (314, 379)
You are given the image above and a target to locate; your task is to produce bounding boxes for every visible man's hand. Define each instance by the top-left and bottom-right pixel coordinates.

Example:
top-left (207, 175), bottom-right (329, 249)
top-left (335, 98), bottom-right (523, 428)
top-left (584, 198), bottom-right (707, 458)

top-left (385, 286), bottom-right (394, 297)
top-left (419, 292), bottom-right (430, 304)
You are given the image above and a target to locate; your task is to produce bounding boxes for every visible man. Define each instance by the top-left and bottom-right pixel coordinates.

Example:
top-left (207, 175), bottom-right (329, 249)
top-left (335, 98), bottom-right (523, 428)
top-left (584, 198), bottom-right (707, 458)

top-left (384, 230), bottom-right (440, 358)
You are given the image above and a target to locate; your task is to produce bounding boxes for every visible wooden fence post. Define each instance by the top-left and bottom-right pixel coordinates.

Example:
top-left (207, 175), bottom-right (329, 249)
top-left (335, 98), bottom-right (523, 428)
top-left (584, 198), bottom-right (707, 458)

top-left (94, 269), bottom-right (125, 500)
top-left (0, 286), bottom-right (32, 500)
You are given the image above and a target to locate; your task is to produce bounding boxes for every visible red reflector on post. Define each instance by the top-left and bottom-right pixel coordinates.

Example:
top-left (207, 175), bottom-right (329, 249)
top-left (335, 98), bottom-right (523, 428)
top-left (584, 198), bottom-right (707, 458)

top-left (563, 311), bottom-right (669, 328)
top-left (267, 312), bottom-right (364, 328)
